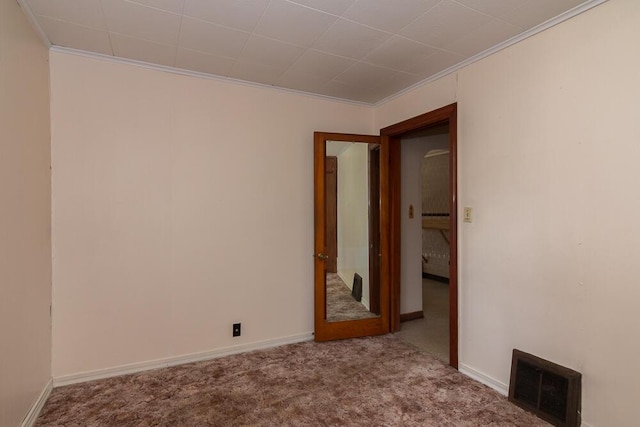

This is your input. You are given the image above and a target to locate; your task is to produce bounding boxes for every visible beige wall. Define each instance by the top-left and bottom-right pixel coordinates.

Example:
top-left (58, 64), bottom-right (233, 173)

top-left (0, 0), bottom-right (52, 425)
top-left (50, 51), bottom-right (373, 378)
top-left (376, 0), bottom-right (640, 425)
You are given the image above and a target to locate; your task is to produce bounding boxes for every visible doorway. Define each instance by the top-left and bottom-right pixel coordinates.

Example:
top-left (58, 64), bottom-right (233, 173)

top-left (395, 128), bottom-right (450, 363)
top-left (312, 105), bottom-right (457, 365)
top-left (380, 103), bottom-right (458, 368)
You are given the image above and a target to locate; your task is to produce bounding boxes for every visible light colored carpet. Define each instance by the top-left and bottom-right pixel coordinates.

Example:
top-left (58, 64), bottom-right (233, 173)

top-left (326, 272), bottom-right (378, 322)
top-left (397, 278), bottom-right (450, 363)
top-left (37, 335), bottom-right (549, 426)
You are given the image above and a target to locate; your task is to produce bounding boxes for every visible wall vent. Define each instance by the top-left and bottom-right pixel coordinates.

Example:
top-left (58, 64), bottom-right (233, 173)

top-left (509, 349), bottom-right (581, 427)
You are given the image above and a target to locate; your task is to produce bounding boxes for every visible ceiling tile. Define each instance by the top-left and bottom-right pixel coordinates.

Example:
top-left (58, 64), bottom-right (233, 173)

top-left (179, 17), bottom-right (250, 58)
top-left (110, 33), bottom-right (177, 67)
top-left (228, 60), bottom-right (286, 85)
top-left (444, 18), bottom-right (521, 57)
top-left (126, 0), bottom-right (186, 14)
top-left (175, 47), bottom-right (236, 76)
top-left (312, 18), bottom-right (392, 60)
top-left (390, 69), bottom-right (424, 85)
top-left (400, 0), bottom-right (492, 48)
top-left (288, 50), bottom-right (356, 80)
top-left (360, 87), bottom-right (398, 103)
top-left (253, 0), bottom-right (338, 47)
top-left (287, 0), bottom-right (355, 15)
top-left (318, 81), bottom-right (374, 103)
top-left (101, 0), bottom-right (182, 45)
top-left (333, 61), bottom-right (396, 88)
top-left (353, 69), bottom-right (424, 102)
top-left (452, 0), bottom-right (527, 17)
top-left (277, 70), bottom-right (331, 93)
top-left (238, 35), bottom-right (305, 69)
top-left (28, 0), bottom-right (106, 30)
top-left (25, 0), bottom-right (592, 103)
top-left (37, 16), bottom-right (112, 55)
top-left (380, 70), bottom-right (424, 92)
top-left (364, 36), bottom-right (439, 74)
top-left (342, 0), bottom-right (440, 33)
top-left (329, 60), bottom-right (424, 101)
top-left (415, 50), bottom-right (465, 77)
top-left (183, 0), bottom-right (269, 32)
top-left (500, 0), bottom-right (586, 29)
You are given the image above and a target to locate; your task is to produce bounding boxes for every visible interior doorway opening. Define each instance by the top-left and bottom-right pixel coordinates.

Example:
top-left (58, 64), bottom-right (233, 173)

top-left (381, 103), bottom-right (458, 368)
top-left (394, 126), bottom-right (450, 363)
top-left (313, 105), bottom-right (457, 364)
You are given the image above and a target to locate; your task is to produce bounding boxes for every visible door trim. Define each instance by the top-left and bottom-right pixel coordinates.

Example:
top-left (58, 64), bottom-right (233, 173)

top-left (380, 103), bottom-right (459, 369)
top-left (368, 145), bottom-right (381, 315)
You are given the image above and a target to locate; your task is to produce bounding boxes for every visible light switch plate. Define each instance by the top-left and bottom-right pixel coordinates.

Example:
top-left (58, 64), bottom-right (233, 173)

top-left (464, 207), bottom-right (473, 223)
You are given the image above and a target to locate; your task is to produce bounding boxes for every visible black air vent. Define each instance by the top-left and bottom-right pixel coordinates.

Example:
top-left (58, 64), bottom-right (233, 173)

top-left (509, 349), bottom-right (581, 427)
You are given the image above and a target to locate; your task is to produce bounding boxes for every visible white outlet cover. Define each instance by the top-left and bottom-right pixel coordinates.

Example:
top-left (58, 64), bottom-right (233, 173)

top-left (464, 207), bottom-right (472, 223)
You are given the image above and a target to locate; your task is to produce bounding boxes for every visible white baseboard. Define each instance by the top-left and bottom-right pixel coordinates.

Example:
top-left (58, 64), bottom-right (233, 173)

top-left (337, 271), bottom-right (352, 290)
top-left (54, 332), bottom-right (314, 387)
top-left (21, 378), bottom-right (53, 427)
top-left (459, 363), bottom-right (508, 396)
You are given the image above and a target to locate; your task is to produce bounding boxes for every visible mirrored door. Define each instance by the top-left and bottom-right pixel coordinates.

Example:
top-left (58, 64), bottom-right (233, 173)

top-left (314, 132), bottom-right (389, 341)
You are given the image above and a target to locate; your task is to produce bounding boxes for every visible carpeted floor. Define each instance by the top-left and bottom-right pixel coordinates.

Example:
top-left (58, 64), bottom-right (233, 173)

top-left (37, 335), bottom-right (548, 426)
top-left (326, 273), bottom-right (378, 322)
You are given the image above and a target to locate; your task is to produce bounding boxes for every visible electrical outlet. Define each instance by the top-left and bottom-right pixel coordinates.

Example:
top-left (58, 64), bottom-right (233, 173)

top-left (232, 323), bottom-right (241, 337)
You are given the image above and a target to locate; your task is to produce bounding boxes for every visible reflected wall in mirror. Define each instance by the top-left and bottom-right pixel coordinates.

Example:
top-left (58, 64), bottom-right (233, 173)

top-left (325, 140), bottom-right (381, 322)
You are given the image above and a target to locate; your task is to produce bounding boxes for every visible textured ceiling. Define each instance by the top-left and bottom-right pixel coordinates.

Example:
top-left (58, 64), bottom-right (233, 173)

top-left (21, 0), bottom-right (599, 104)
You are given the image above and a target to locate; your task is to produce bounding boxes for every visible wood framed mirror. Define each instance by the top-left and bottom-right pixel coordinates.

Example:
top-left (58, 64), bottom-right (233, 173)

top-left (313, 132), bottom-right (390, 341)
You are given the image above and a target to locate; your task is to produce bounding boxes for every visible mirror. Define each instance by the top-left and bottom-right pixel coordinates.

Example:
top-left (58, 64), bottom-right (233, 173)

top-left (324, 140), bottom-right (381, 322)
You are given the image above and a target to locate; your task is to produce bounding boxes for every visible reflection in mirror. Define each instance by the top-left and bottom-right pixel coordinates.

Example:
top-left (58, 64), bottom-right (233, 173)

top-left (325, 140), bottom-right (381, 322)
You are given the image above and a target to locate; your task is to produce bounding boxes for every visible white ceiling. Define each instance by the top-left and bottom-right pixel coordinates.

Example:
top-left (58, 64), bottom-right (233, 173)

top-left (21, 0), bottom-right (599, 104)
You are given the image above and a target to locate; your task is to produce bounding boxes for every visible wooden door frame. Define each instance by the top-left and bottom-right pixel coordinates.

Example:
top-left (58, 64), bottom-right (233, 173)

top-left (380, 103), bottom-right (459, 369)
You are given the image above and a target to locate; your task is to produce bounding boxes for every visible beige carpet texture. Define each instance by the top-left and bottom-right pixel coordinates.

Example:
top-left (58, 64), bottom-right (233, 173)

top-left (326, 273), bottom-right (378, 322)
top-left (37, 336), bottom-right (548, 426)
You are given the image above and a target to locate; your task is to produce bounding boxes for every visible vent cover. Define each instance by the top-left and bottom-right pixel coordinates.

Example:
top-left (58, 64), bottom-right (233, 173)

top-left (509, 349), bottom-right (581, 427)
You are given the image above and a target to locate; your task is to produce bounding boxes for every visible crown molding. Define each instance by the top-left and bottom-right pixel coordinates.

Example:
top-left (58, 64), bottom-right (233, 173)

top-left (38, 0), bottom-right (607, 107)
top-left (374, 0), bottom-right (609, 107)
top-left (48, 46), bottom-right (373, 108)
